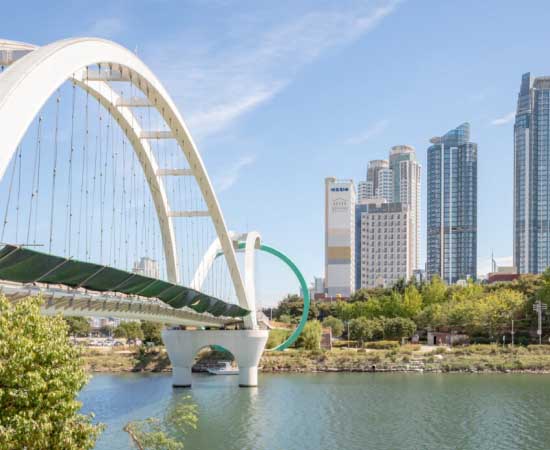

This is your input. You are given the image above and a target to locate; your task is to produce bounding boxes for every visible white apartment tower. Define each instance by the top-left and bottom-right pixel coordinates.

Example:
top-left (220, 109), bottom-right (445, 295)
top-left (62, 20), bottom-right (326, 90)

top-left (360, 202), bottom-right (413, 288)
top-left (389, 145), bottom-right (421, 270)
top-left (325, 177), bottom-right (356, 298)
top-left (355, 145), bottom-right (421, 289)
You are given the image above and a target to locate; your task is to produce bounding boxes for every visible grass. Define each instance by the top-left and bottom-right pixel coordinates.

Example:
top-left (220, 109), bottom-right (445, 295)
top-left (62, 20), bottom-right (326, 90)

top-left (80, 343), bottom-right (550, 374)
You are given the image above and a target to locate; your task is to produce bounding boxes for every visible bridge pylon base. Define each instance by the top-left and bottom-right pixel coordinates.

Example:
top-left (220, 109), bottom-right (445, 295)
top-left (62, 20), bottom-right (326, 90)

top-left (162, 329), bottom-right (268, 388)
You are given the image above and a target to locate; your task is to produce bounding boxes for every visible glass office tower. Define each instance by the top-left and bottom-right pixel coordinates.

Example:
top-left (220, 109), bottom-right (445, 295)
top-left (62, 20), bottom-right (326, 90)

top-left (427, 123), bottom-right (477, 283)
top-left (514, 73), bottom-right (550, 274)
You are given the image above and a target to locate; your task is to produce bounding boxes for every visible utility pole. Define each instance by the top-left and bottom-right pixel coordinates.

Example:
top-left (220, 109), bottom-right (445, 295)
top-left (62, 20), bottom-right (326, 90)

top-left (533, 300), bottom-right (547, 345)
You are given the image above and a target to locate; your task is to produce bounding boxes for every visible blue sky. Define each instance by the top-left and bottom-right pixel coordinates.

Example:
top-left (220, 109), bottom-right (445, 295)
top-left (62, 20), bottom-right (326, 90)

top-left (3, 0), bottom-right (550, 305)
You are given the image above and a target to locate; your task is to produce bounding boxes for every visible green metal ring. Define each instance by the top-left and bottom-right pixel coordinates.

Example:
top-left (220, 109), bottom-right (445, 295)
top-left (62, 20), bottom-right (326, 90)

top-left (235, 242), bottom-right (310, 351)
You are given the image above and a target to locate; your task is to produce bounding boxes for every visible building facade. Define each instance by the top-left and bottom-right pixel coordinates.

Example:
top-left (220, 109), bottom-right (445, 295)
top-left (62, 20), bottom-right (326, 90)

top-left (389, 145), bottom-right (421, 270)
top-left (359, 202), bottom-right (413, 288)
top-left (427, 123), bottom-right (477, 284)
top-left (133, 256), bottom-right (160, 278)
top-left (514, 73), bottom-right (550, 274)
top-left (355, 146), bottom-right (421, 289)
top-left (325, 177), bottom-right (356, 297)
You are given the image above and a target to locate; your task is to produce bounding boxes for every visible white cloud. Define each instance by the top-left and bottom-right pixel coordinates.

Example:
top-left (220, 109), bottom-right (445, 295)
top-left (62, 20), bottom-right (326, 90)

top-left (144, 1), bottom-right (400, 138)
top-left (215, 155), bottom-right (256, 192)
top-left (478, 255), bottom-right (513, 277)
top-left (87, 18), bottom-right (124, 39)
top-left (345, 119), bottom-right (389, 145)
top-left (491, 111), bottom-right (515, 126)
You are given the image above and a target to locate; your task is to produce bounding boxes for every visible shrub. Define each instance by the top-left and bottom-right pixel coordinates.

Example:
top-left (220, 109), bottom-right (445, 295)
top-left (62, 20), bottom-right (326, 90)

top-left (266, 329), bottom-right (291, 349)
top-left (296, 321), bottom-right (322, 350)
top-left (365, 340), bottom-right (399, 350)
top-left (322, 316), bottom-right (344, 338)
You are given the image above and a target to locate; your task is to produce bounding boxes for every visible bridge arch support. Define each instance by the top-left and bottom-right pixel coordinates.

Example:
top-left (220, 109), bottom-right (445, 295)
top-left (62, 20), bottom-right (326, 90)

top-left (162, 329), bottom-right (268, 387)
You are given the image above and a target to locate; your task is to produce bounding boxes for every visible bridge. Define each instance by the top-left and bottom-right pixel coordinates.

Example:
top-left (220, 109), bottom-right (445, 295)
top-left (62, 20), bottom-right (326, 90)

top-left (0, 38), bottom-right (310, 387)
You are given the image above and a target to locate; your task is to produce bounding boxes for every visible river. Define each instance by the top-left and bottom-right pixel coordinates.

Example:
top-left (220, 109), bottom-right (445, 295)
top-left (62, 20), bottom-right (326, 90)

top-left (80, 372), bottom-right (550, 450)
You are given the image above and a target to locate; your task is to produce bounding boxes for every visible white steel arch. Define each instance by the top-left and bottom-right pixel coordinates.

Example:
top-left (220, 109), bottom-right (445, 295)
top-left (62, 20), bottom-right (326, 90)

top-left (0, 38), bottom-right (252, 323)
top-left (192, 231), bottom-right (261, 329)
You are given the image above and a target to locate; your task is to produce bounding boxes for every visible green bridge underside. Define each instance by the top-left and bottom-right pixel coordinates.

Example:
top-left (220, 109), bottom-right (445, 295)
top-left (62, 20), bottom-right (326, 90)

top-left (0, 245), bottom-right (249, 318)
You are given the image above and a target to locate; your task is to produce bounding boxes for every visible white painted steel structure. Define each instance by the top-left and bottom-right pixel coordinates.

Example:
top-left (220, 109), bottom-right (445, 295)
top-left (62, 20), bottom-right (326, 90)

top-left (191, 231), bottom-right (261, 329)
top-left (0, 38), bottom-right (254, 327)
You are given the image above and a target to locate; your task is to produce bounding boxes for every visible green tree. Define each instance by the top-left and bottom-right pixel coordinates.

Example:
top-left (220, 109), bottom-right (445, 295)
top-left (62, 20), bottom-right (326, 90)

top-left (402, 285), bottom-right (423, 318)
top-left (351, 300), bottom-right (382, 319)
top-left (114, 321), bottom-right (144, 341)
top-left (422, 276), bottom-right (447, 305)
top-left (296, 320), bottom-right (322, 350)
top-left (349, 317), bottom-right (384, 343)
top-left (382, 317), bottom-right (417, 340)
top-left (279, 314), bottom-right (292, 324)
top-left (322, 316), bottom-right (344, 338)
top-left (334, 301), bottom-right (354, 321)
top-left (0, 296), bottom-right (102, 449)
top-left (142, 321), bottom-right (164, 345)
top-left (125, 396), bottom-right (198, 450)
top-left (379, 291), bottom-right (403, 318)
top-left (65, 316), bottom-right (91, 337)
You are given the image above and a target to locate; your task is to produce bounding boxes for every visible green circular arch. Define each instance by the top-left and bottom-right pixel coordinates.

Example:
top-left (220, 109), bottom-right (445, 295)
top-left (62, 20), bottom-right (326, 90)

top-left (235, 242), bottom-right (310, 351)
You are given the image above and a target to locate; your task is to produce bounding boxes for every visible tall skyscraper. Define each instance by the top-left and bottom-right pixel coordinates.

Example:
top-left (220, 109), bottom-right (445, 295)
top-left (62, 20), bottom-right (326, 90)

top-left (389, 145), bottom-right (421, 269)
top-left (325, 177), bottom-right (356, 297)
top-left (355, 146), bottom-right (421, 290)
top-left (427, 123), bottom-right (477, 284)
top-left (514, 73), bottom-right (550, 274)
top-left (367, 160), bottom-right (391, 201)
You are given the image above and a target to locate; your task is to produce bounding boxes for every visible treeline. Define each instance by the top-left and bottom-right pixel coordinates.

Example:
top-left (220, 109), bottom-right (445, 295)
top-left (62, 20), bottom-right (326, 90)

top-left (64, 316), bottom-right (164, 344)
top-left (268, 270), bottom-right (550, 344)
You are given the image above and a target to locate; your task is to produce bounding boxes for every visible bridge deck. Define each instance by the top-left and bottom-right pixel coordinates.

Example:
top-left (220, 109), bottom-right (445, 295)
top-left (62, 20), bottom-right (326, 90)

top-left (0, 245), bottom-right (249, 320)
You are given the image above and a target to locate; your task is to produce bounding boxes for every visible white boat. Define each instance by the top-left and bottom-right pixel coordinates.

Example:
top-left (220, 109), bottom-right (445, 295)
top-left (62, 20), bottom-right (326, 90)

top-left (207, 361), bottom-right (239, 375)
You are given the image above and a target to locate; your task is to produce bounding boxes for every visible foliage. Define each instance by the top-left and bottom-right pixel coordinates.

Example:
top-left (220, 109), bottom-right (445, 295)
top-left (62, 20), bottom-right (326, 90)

top-left (364, 340), bottom-right (400, 350)
top-left (273, 295), bottom-right (317, 321)
top-left (322, 316), bottom-right (344, 338)
top-left (266, 329), bottom-right (292, 348)
top-left (421, 276), bottom-right (447, 305)
top-left (142, 322), bottom-right (164, 345)
top-left (349, 317), bottom-right (384, 343)
top-left (296, 321), bottom-right (322, 350)
top-left (125, 396), bottom-right (198, 450)
top-left (275, 272), bottom-right (547, 342)
top-left (0, 296), bottom-right (103, 449)
top-left (114, 321), bottom-right (144, 341)
top-left (382, 317), bottom-right (417, 340)
top-left (65, 316), bottom-right (92, 337)
top-left (279, 314), bottom-right (293, 324)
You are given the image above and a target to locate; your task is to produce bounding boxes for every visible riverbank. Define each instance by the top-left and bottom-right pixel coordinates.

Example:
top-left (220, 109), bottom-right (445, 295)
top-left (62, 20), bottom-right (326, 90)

top-left (81, 344), bottom-right (550, 374)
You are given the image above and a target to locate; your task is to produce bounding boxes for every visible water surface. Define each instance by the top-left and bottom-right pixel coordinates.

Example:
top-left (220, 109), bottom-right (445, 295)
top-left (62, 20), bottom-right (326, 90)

top-left (80, 372), bottom-right (550, 450)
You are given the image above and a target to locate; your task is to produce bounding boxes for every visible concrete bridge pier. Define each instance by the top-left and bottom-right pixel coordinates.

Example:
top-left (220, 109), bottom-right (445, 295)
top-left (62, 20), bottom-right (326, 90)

top-left (162, 329), bottom-right (269, 387)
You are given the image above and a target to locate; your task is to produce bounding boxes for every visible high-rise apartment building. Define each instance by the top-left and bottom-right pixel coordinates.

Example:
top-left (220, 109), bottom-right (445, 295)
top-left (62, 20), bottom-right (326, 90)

top-left (389, 145), bottom-right (421, 269)
top-left (514, 73), bottom-right (550, 274)
top-left (325, 177), bottom-right (356, 297)
top-left (427, 123), bottom-right (477, 284)
top-left (359, 201), bottom-right (413, 288)
top-left (355, 146), bottom-right (421, 289)
top-left (357, 181), bottom-right (370, 203)
top-left (366, 160), bottom-right (391, 201)
top-left (133, 256), bottom-right (160, 278)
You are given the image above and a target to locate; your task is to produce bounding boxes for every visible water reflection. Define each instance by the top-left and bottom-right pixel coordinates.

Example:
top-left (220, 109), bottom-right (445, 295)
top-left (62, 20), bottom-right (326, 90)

top-left (81, 373), bottom-right (550, 450)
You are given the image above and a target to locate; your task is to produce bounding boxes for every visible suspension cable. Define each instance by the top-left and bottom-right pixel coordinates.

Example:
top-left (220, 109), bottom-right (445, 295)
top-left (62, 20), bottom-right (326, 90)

top-left (48, 91), bottom-right (61, 253)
